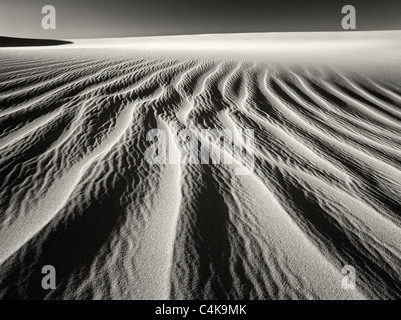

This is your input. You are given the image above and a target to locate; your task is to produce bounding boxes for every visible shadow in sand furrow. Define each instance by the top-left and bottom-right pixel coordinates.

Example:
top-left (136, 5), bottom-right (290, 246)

top-left (89, 60), bottom-right (182, 98)
top-left (169, 165), bottom-right (241, 299)
top-left (0, 57), bottom-right (159, 106)
top-left (0, 170), bottom-right (133, 299)
top-left (142, 62), bottom-right (215, 123)
top-left (1, 46), bottom-right (401, 300)
top-left (0, 112), bottom-right (76, 223)
top-left (306, 79), bottom-right (401, 133)
top-left (152, 86), bottom-right (183, 121)
top-left (267, 75), bottom-right (401, 165)
top-left (188, 63), bottom-right (236, 129)
top-left (345, 167), bottom-right (401, 224)
top-left (375, 80), bottom-right (401, 101)
top-left (0, 59), bottom-right (152, 103)
top-left (333, 81), bottom-right (401, 125)
top-left (269, 77), bottom-right (343, 129)
top-left (222, 63), bottom-right (252, 105)
top-left (0, 102), bottom-right (163, 299)
top-left (0, 100), bottom-right (67, 140)
top-left (281, 74), bottom-right (364, 125)
top-left (261, 79), bottom-right (401, 226)
top-left (0, 61), bottom-right (123, 111)
top-left (272, 171), bottom-right (401, 299)
top-left (230, 109), bottom-right (346, 189)
top-left (0, 57), bottom-right (92, 73)
top-left (272, 76), bottom-right (401, 169)
top-left (76, 59), bottom-right (161, 97)
top-left (72, 98), bottom-right (128, 154)
top-left (282, 74), bottom-right (401, 146)
top-left (0, 61), bottom-right (95, 93)
top-left (149, 61), bottom-right (197, 87)
top-left (357, 81), bottom-right (401, 113)
top-left (169, 161), bottom-right (327, 299)
top-left (176, 61), bottom-right (216, 98)
top-left (240, 73), bottom-right (401, 259)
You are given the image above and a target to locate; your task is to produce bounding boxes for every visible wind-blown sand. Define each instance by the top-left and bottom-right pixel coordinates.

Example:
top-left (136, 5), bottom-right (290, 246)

top-left (0, 31), bottom-right (400, 299)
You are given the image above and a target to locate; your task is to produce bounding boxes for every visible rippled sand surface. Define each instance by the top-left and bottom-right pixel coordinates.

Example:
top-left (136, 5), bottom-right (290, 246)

top-left (0, 31), bottom-right (400, 299)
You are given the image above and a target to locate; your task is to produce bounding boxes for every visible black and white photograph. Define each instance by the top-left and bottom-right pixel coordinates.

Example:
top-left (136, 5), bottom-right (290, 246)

top-left (0, 0), bottom-right (400, 304)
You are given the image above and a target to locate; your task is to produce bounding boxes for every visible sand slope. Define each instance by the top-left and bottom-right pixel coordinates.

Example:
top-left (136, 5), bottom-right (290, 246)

top-left (0, 31), bottom-right (400, 299)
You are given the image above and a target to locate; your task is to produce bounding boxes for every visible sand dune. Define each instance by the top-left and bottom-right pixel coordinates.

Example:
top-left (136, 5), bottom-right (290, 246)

top-left (0, 36), bottom-right (72, 47)
top-left (0, 31), bottom-right (400, 299)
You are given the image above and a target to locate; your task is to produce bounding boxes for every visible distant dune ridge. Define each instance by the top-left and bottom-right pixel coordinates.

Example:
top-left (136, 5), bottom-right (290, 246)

top-left (0, 31), bottom-right (400, 299)
top-left (0, 36), bottom-right (72, 47)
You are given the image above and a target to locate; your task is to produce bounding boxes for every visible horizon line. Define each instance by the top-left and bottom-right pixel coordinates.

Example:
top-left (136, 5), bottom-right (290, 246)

top-left (2, 29), bottom-right (401, 41)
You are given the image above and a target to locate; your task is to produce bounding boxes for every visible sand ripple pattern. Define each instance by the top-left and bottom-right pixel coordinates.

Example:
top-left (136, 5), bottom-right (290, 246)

top-left (0, 51), bottom-right (400, 299)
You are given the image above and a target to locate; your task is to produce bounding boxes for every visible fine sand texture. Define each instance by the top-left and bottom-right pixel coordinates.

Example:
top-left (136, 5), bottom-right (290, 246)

top-left (0, 31), bottom-right (400, 299)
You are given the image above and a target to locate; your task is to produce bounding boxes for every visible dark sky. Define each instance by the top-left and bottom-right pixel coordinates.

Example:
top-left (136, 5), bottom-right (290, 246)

top-left (1, 0), bottom-right (400, 39)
